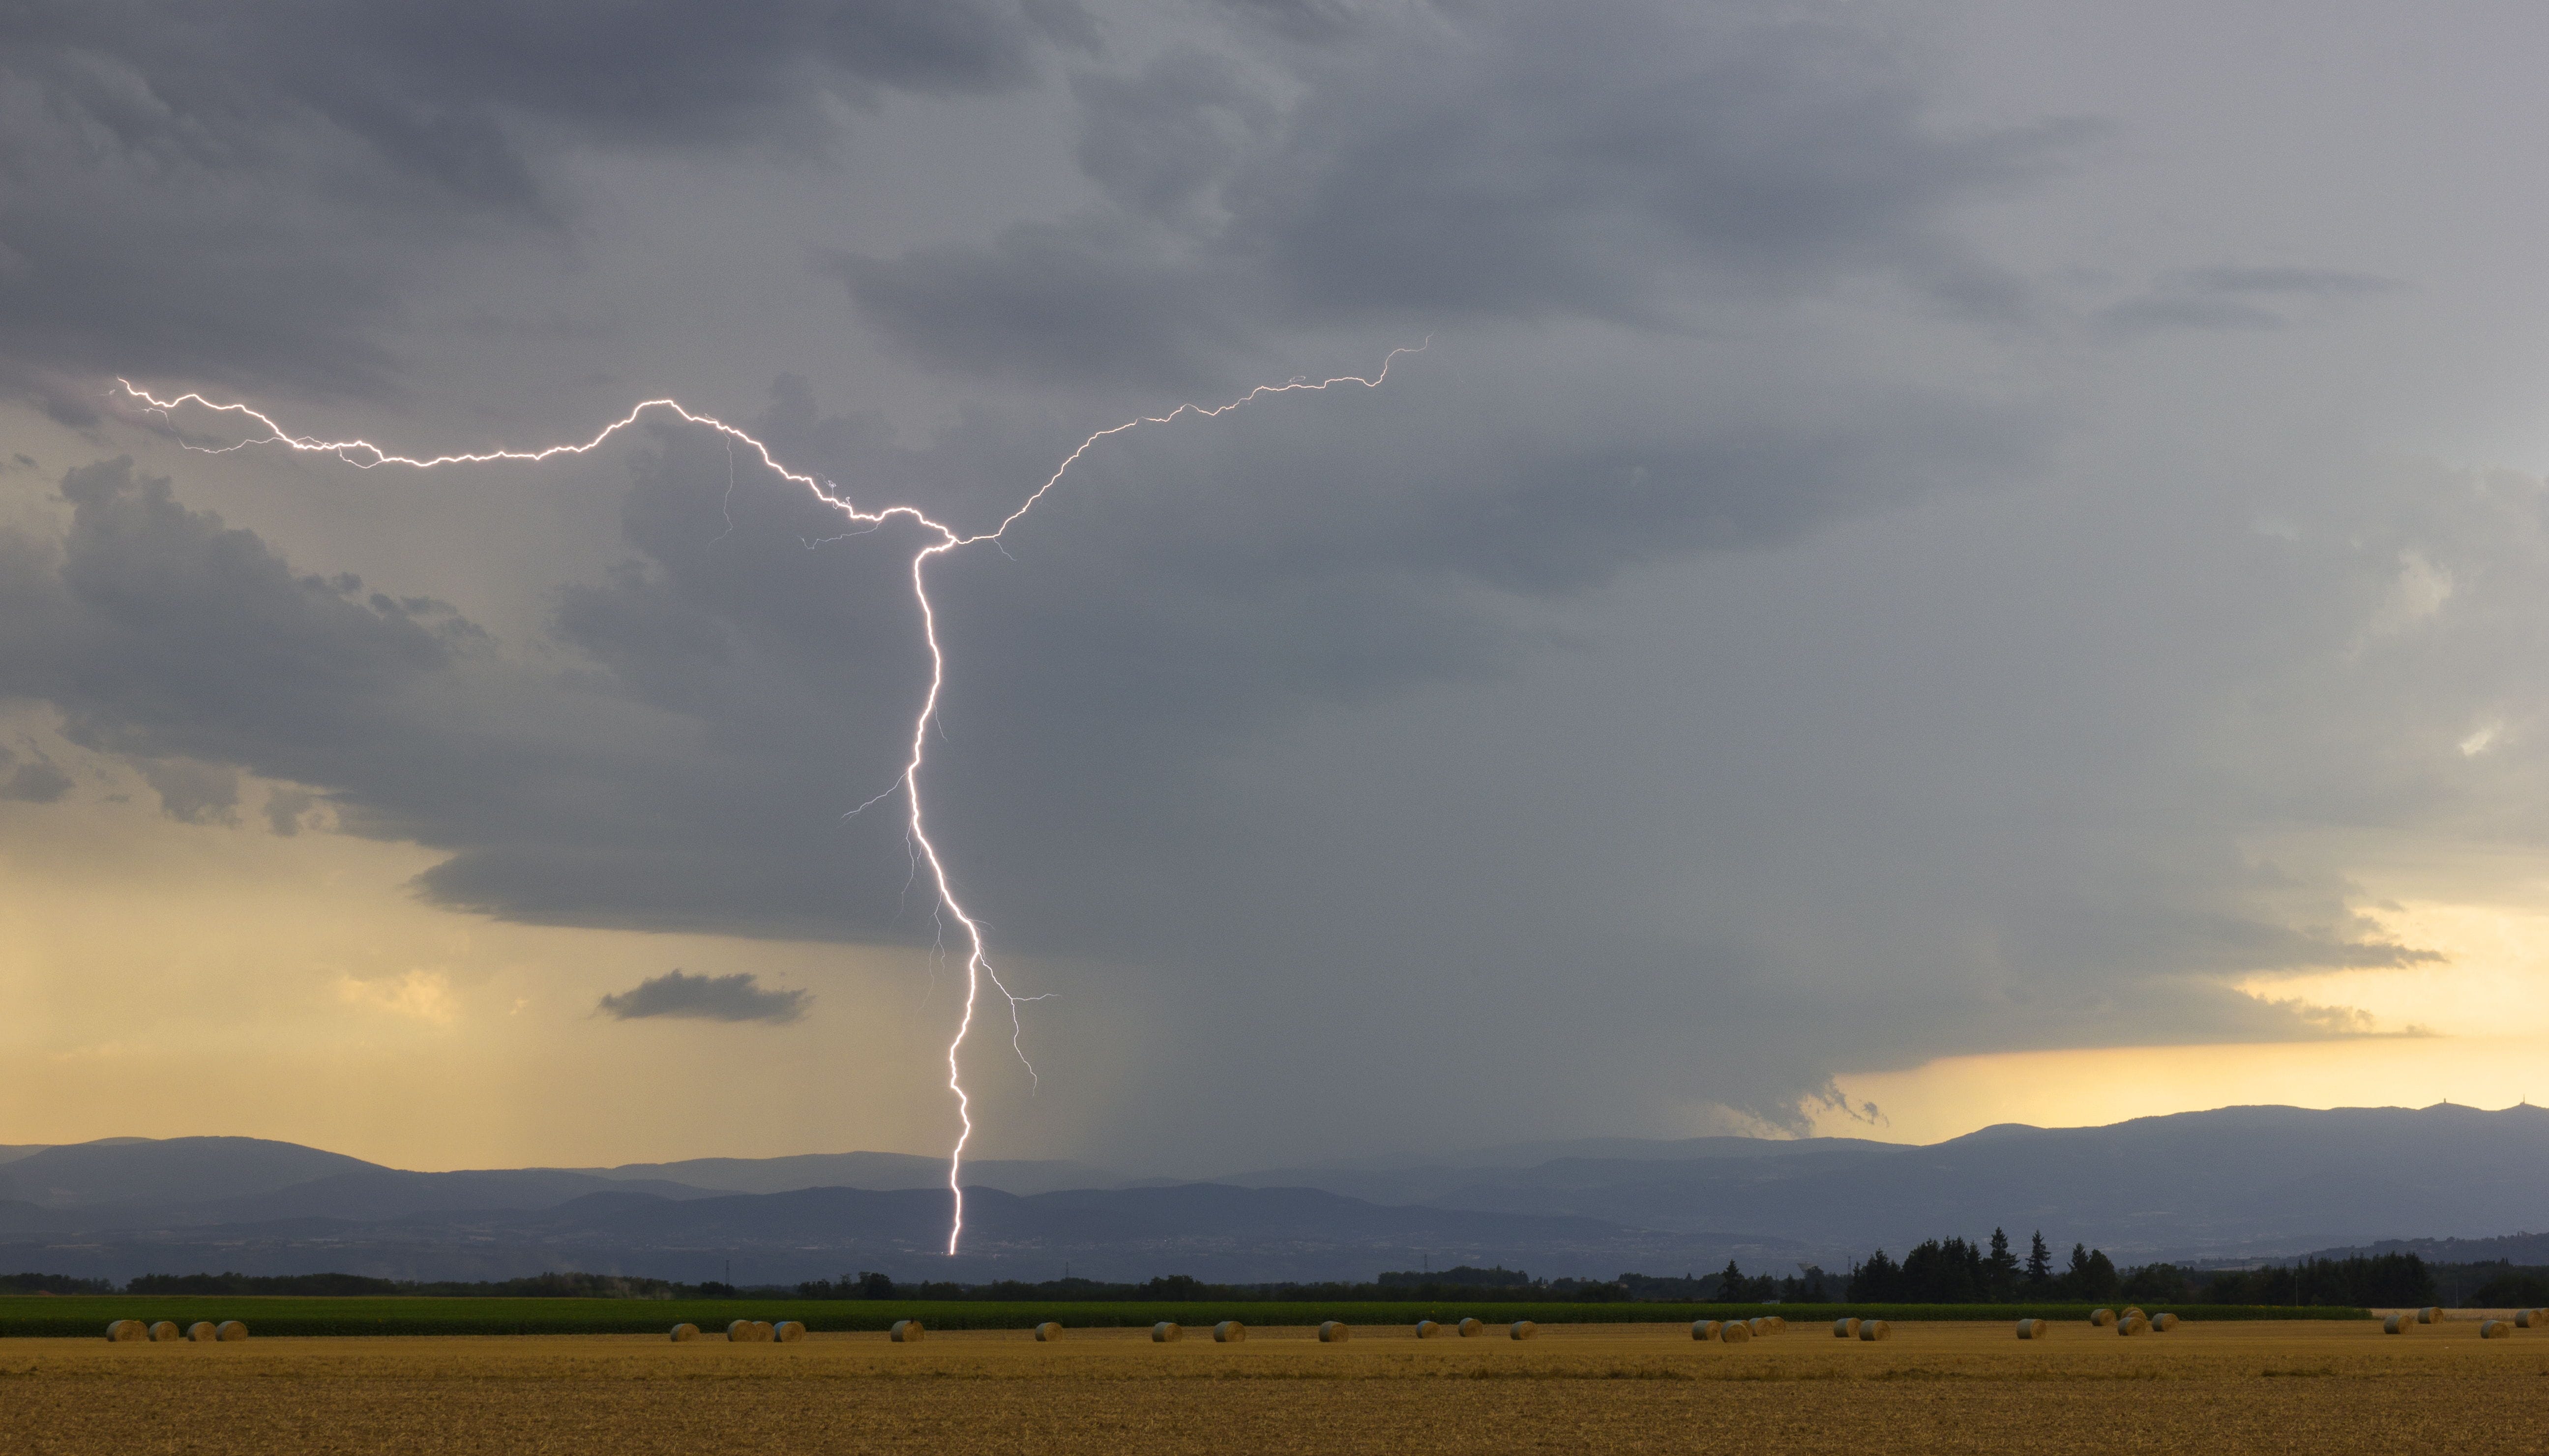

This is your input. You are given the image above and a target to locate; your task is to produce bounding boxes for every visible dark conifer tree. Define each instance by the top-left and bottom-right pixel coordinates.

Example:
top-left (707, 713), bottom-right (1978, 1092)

top-left (2025, 1231), bottom-right (2054, 1288)
top-left (1986, 1228), bottom-right (2020, 1297)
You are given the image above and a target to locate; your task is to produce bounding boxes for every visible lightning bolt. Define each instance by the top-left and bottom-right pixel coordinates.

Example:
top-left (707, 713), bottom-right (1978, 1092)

top-left (112, 343), bottom-right (1423, 1255)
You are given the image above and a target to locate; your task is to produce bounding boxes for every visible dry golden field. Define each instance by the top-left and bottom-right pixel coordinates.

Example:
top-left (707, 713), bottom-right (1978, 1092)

top-left (6, 1318), bottom-right (2548, 1456)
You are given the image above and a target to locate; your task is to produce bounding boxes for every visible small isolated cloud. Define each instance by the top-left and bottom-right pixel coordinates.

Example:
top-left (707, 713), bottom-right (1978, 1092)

top-left (336, 969), bottom-right (458, 1026)
top-left (596, 969), bottom-right (808, 1025)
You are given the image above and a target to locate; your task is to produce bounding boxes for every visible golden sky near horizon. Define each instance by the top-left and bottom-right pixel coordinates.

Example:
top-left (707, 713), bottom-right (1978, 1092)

top-left (9, 729), bottom-right (2546, 1170)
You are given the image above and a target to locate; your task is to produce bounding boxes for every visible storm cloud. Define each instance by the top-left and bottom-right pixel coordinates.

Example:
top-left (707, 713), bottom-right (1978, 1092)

top-left (1, 0), bottom-right (2539, 1165)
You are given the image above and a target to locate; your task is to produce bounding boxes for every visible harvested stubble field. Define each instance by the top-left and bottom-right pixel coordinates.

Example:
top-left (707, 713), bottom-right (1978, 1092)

top-left (5, 1318), bottom-right (2547, 1456)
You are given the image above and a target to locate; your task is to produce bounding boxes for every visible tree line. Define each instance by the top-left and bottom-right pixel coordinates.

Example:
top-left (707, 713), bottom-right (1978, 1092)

top-left (3, 1252), bottom-right (2501, 1306)
top-left (1829, 1232), bottom-right (2439, 1308)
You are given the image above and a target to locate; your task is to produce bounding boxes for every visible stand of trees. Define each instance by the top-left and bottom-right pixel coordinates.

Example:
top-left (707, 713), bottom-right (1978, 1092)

top-left (2131, 1253), bottom-right (2434, 1308)
top-left (0, 1272), bottom-right (113, 1295)
top-left (121, 1271), bottom-right (695, 1299)
top-left (1847, 1231), bottom-right (2119, 1302)
top-left (1833, 1236), bottom-right (2443, 1307)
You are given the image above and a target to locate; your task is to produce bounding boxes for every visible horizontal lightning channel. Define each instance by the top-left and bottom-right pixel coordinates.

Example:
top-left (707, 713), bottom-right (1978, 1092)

top-left (113, 343), bottom-right (1423, 1255)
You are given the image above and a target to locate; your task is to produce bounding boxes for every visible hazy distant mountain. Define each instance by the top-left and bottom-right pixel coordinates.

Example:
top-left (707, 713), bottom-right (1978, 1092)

top-left (1409, 1105), bottom-right (2549, 1261)
top-left (569, 1151), bottom-right (1126, 1198)
top-left (4, 1105), bottom-right (2541, 1283)
top-left (1210, 1136), bottom-right (1906, 1206)
top-left (0, 1146), bottom-right (50, 1167)
top-left (0, 1137), bottom-right (374, 1208)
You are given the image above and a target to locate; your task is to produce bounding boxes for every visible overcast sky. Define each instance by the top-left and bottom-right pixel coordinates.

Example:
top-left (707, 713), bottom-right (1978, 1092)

top-left (5, 0), bottom-right (2549, 1174)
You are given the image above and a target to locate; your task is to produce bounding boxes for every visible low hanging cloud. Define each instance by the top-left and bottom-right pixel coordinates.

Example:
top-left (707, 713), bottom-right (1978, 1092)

top-left (595, 970), bottom-right (809, 1025)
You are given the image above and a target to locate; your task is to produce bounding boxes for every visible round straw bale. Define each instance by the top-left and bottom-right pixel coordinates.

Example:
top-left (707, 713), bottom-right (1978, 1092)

top-left (2015, 1318), bottom-right (2045, 1339)
top-left (1034, 1322), bottom-right (1063, 1341)
top-left (751, 1321), bottom-right (774, 1341)
top-left (668, 1323), bottom-right (701, 1342)
top-left (1152, 1321), bottom-right (1183, 1342)
top-left (2121, 1306), bottom-right (2144, 1321)
top-left (148, 1321), bottom-right (181, 1342)
top-left (2117, 1315), bottom-right (2148, 1337)
top-left (1509, 1320), bottom-right (1537, 1341)
top-left (1834, 1317), bottom-right (1860, 1338)
top-left (1214, 1320), bottom-right (1246, 1342)
top-left (1766, 1315), bottom-right (1786, 1332)
top-left (889, 1318), bottom-right (924, 1343)
top-left (2152, 1312), bottom-right (2178, 1331)
top-left (1720, 1320), bottom-right (1751, 1345)
top-left (215, 1321), bottom-right (248, 1342)
top-left (1415, 1320), bottom-right (1441, 1339)
top-left (1318, 1320), bottom-right (1350, 1342)
top-left (2090, 1308), bottom-right (2117, 1327)
top-left (2515, 1309), bottom-right (2534, 1328)
top-left (773, 1321), bottom-right (805, 1342)
top-left (186, 1322), bottom-right (217, 1342)
top-left (1857, 1319), bottom-right (1892, 1341)
top-left (2480, 1320), bottom-right (2511, 1340)
top-left (1457, 1317), bottom-right (1483, 1337)
top-left (1747, 1317), bottom-right (1771, 1336)
top-left (1691, 1320), bottom-right (1720, 1340)
top-left (104, 1319), bottom-right (145, 1342)
top-left (2383, 1314), bottom-right (2409, 1335)
top-left (728, 1319), bottom-right (754, 1341)
top-left (2417, 1306), bottom-right (2441, 1324)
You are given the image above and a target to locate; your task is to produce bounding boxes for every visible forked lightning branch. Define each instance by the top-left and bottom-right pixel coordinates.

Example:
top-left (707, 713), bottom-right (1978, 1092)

top-left (114, 346), bottom-right (1420, 1254)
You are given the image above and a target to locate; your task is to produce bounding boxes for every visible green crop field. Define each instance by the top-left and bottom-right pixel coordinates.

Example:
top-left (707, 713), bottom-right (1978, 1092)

top-left (0, 1297), bottom-right (2370, 1339)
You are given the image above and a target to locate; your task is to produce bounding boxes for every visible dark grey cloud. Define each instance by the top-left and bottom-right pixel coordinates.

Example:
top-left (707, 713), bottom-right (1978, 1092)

top-left (597, 969), bottom-right (809, 1024)
top-left (0, 746), bottom-right (73, 804)
top-left (2099, 265), bottom-right (2405, 336)
top-left (0, 0), bottom-right (1090, 408)
top-left (264, 786), bottom-right (318, 837)
top-left (837, 0), bottom-right (2075, 390)
top-left (137, 757), bottom-right (240, 826)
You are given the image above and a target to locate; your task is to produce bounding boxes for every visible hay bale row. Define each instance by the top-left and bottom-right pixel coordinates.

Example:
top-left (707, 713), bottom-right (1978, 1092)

top-left (2015, 1318), bottom-right (2048, 1340)
top-left (726, 1319), bottom-right (773, 1342)
top-left (111, 1319), bottom-right (245, 1343)
top-left (1317, 1321), bottom-right (1350, 1343)
top-left (1509, 1320), bottom-right (1537, 1341)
